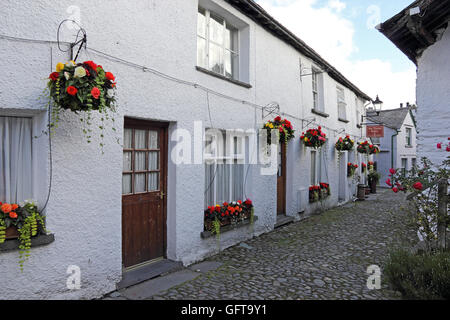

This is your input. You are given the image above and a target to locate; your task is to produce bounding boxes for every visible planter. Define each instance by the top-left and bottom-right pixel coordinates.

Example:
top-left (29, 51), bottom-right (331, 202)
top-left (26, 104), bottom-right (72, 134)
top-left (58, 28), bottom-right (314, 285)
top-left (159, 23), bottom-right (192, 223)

top-left (5, 226), bottom-right (19, 240)
top-left (357, 184), bottom-right (366, 201)
top-left (369, 179), bottom-right (378, 194)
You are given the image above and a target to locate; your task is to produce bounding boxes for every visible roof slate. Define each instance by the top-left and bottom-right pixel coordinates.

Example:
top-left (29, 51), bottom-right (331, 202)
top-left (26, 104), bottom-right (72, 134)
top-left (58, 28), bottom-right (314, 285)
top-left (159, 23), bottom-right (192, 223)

top-left (366, 108), bottom-right (411, 129)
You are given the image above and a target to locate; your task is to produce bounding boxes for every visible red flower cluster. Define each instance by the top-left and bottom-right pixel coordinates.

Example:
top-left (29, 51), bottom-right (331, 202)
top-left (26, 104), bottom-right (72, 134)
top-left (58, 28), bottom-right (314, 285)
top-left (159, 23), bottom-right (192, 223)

top-left (204, 199), bottom-right (254, 230)
top-left (263, 116), bottom-right (295, 144)
top-left (301, 126), bottom-right (327, 149)
top-left (309, 183), bottom-right (330, 203)
top-left (0, 202), bottom-right (19, 219)
top-left (357, 141), bottom-right (380, 154)
top-left (347, 163), bottom-right (358, 177)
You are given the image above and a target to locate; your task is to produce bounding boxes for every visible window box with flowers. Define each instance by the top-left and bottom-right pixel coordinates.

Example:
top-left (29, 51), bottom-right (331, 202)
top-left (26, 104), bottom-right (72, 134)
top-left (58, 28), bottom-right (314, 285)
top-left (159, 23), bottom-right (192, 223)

top-left (202, 199), bottom-right (255, 239)
top-left (262, 116), bottom-right (295, 145)
top-left (0, 201), bottom-right (52, 271)
top-left (309, 183), bottom-right (330, 203)
top-left (347, 163), bottom-right (358, 177)
top-left (301, 126), bottom-right (327, 149)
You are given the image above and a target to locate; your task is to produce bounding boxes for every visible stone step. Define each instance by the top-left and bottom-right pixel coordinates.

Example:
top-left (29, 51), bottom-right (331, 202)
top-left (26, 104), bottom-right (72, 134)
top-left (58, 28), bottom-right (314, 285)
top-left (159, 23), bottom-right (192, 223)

top-left (275, 215), bottom-right (294, 229)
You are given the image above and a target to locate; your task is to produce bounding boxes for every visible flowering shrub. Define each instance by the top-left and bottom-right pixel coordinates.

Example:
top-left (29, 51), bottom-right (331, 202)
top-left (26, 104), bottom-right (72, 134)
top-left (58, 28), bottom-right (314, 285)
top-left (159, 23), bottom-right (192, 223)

top-left (335, 135), bottom-right (355, 151)
top-left (347, 162), bottom-right (358, 177)
top-left (46, 60), bottom-right (118, 149)
top-left (204, 199), bottom-right (254, 233)
top-left (301, 126), bottom-right (327, 149)
top-left (263, 116), bottom-right (295, 145)
top-left (0, 200), bottom-right (47, 271)
top-left (388, 157), bottom-right (450, 248)
top-left (357, 141), bottom-right (380, 154)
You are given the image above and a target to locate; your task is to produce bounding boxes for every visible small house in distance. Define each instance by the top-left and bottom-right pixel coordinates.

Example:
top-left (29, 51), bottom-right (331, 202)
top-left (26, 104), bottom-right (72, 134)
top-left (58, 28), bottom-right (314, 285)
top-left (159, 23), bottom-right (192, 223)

top-left (366, 104), bottom-right (418, 184)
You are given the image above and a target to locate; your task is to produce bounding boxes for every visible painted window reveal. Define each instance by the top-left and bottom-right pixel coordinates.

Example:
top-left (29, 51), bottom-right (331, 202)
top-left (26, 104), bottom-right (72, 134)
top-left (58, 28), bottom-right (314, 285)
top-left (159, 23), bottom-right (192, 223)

top-left (310, 150), bottom-right (317, 186)
top-left (204, 130), bottom-right (245, 208)
top-left (197, 7), bottom-right (239, 80)
top-left (337, 86), bottom-right (347, 120)
top-left (406, 127), bottom-right (412, 146)
top-left (122, 128), bottom-right (160, 195)
top-left (0, 117), bottom-right (33, 203)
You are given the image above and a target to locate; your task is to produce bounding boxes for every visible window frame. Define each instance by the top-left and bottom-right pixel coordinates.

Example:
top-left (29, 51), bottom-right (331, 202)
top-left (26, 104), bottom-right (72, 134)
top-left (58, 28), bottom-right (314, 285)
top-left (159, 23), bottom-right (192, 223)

top-left (337, 86), bottom-right (347, 120)
top-left (405, 127), bottom-right (412, 146)
top-left (204, 130), bottom-right (245, 208)
top-left (310, 150), bottom-right (317, 185)
top-left (197, 7), bottom-right (240, 80)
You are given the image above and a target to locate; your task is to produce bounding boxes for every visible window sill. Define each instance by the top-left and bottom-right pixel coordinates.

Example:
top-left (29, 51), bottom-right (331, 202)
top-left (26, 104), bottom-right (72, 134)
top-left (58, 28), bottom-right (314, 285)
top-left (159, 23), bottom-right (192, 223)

top-left (405, 145), bottom-right (414, 148)
top-left (311, 109), bottom-right (330, 118)
top-left (195, 66), bottom-right (252, 89)
top-left (338, 118), bottom-right (350, 123)
top-left (201, 216), bottom-right (258, 239)
top-left (0, 233), bottom-right (55, 252)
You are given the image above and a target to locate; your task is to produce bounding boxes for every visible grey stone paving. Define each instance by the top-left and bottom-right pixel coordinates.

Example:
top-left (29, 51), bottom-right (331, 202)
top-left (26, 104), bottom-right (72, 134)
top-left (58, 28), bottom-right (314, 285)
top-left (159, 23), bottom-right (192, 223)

top-left (109, 189), bottom-right (417, 300)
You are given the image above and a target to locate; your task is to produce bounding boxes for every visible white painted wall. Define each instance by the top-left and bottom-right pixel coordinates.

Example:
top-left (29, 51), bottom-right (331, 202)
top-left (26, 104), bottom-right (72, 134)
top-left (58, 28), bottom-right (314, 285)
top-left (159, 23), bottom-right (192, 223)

top-left (417, 26), bottom-right (450, 167)
top-left (396, 111), bottom-right (418, 172)
top-left (0, 0), bottom-right (369, 299)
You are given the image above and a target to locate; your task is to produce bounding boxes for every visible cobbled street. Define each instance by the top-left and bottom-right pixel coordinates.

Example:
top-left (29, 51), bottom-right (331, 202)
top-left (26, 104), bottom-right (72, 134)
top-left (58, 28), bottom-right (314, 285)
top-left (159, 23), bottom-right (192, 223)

top-left (117, 189), bottom-right (418, 300)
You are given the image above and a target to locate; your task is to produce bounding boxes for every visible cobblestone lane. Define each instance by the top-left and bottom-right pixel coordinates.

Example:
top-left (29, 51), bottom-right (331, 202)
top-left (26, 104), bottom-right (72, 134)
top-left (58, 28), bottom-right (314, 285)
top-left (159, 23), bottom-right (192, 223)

top-left (152, 189), bottom-right (417, 300)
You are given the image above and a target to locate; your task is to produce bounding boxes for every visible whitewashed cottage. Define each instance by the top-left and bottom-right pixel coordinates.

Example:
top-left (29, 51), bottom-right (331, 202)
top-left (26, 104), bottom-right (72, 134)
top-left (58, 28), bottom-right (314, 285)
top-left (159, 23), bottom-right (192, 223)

top-left (378, 0), bottom-right (450, 166)
top-left (0, 0), bottom-right (371, 299)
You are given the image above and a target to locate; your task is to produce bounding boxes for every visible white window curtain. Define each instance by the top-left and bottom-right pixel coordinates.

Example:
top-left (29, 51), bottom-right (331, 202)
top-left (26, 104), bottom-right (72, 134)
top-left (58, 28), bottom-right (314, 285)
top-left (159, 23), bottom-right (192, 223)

top-left (204, 131), bottom-right (245, 207)
top-left (0, 117), bottom-right (33, 203)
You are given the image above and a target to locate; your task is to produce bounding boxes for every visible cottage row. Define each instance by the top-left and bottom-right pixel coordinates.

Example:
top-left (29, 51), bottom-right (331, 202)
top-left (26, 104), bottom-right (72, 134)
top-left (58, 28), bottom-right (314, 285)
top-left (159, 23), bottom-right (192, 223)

top-left (1, 0), bottom-right (380, 299)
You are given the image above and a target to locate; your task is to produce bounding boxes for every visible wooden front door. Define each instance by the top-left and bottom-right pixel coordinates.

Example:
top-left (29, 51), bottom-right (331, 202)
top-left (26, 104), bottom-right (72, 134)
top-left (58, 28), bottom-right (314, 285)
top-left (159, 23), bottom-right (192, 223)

top-left (277, 143), bottom-right (286, 215)
top-left (122, 118), bottom-right (168, 268)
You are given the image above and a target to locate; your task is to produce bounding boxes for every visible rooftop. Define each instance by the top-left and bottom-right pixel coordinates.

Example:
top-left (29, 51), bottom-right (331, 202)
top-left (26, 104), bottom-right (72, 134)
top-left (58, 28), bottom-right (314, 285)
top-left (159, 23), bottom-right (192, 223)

top-left (377, 0), bottom-right (450, 65)
top-left (225, 0), bottom-right (372, 101)
top-left (366, 107), bottom-right (415, 129)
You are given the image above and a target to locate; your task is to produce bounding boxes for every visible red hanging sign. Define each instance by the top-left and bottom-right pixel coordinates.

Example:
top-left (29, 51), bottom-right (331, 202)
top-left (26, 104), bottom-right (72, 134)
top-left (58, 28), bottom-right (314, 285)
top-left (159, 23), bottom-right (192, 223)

top-left (366, 125), bottom-right (384, 138)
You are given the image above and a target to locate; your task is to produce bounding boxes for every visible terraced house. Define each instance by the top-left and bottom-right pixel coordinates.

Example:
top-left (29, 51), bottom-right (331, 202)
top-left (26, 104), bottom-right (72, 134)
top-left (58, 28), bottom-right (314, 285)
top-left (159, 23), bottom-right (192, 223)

top-left (0, 0), bottom-right (374, 299)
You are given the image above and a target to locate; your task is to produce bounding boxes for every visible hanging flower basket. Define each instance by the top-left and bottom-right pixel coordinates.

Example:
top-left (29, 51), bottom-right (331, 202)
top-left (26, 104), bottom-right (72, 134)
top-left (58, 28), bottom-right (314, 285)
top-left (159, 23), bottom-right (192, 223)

top-left (301, 126), bottom-right (327, 149)
top-left (319, 182), bottom-right (331, 198)
top-left (347, 162), bottom-right (358, 177)
top-left (0, 200), bottom-right (47, 271)
top-left (357, 141), bottom-right (380, 154)
top-left (263, 116), bottom-right (295, 145)
top-left (335, 135), bottom-right (354, 151)
top-left (309, 186), bottom-right (321, 203)
top-left (46, 60), bottom-right (118, 148)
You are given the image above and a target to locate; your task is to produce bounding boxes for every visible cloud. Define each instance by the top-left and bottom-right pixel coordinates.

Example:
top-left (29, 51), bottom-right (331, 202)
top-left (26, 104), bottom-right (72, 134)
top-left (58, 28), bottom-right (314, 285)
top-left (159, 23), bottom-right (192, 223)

top-left (255, 0), bottom-right (416, 109)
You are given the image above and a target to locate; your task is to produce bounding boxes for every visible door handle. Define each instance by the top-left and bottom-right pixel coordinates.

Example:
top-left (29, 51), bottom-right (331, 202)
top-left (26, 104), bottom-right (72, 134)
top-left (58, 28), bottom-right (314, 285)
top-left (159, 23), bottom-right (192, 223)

top-left (160, 191), bottom-right (165, 200)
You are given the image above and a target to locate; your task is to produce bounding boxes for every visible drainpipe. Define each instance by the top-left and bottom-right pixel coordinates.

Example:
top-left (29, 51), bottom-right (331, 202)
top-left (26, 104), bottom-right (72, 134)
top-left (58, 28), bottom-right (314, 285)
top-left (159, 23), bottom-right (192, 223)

top-left (391, 129), bottom-right (400, 169)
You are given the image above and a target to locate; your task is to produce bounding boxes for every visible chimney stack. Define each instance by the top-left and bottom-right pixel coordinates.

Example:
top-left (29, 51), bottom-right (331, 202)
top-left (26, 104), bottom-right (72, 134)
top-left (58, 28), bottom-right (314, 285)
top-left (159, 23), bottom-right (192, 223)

top-left (400, 103), bottom-right (403, 108)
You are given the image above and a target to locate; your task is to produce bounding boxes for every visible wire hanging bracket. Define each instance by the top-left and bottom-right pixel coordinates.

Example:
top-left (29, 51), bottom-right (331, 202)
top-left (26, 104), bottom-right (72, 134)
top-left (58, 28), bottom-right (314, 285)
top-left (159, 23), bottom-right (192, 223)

top-left (262, 102), bottom-right (280, 120)
top-left (57, 19), bottom-right (87, 62)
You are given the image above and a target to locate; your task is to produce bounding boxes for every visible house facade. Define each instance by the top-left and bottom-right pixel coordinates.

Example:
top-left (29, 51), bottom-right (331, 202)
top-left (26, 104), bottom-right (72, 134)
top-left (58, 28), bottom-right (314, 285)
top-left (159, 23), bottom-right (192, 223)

top-left (378, 0), bottom-right (450, 167)
top-left (366, 106), bottom-right (418, 184)
top-left (0, 0), bottom-right (371, 299)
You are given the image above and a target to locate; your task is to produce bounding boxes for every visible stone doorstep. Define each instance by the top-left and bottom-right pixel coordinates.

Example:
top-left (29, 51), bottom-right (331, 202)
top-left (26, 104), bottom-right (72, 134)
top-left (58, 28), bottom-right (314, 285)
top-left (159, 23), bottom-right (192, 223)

top-left (274, 215), bottom-right (294, 229)
top-left (116, 259), bottom-right (184, 290)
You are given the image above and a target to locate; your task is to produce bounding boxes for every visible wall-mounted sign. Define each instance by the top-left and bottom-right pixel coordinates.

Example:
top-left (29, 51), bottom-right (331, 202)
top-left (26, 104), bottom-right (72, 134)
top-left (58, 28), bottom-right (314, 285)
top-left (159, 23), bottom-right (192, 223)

top-left (367, 125), bottom-right (384, 138)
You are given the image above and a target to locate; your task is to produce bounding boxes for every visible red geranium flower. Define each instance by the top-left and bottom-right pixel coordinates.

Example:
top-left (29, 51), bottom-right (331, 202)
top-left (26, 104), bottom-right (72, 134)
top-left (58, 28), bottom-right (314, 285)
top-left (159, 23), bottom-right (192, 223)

top-left (386, 179), bottom-right (392, 187)
top-left (105, 72), bottom-right (115, 81)
top-left (91, 87), bottom-right (101, 99)
top-left (437, 143), bottom-right (442, 149)
top-left (392, 187), bottom-right (399, 193)
top-left (274, 116), bottom-right (281, 122)
top-left (67, 86), bottom-right (78, 96)
top-left (389, 168), bottom-right (396, 175)
top-left (49, 72), bottom-right (59, 81)
top-left (9, 211), bottom-right (17, 219)
top-left (413, 182), bottom-right (423, 191)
